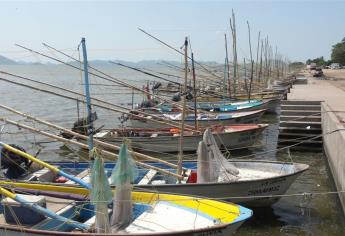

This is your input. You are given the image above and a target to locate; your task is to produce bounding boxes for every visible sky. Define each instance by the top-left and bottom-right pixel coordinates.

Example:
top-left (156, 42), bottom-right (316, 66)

top-left (0, 0), bottom-right (344, 63)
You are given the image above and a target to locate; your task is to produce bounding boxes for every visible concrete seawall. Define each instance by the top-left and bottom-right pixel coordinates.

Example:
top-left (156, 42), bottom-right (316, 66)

top-left (288, 75), bottom-right (345, 213)
top-left (322, 102), bottom-right (345, 212)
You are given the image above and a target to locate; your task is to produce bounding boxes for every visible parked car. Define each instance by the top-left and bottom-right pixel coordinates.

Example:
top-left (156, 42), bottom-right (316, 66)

top-left (311, 67), bottom-right (323, 77)
top-left (308, 63), bottom-right (317, 70)
top-left (330, 63), bottom-right (341, 69)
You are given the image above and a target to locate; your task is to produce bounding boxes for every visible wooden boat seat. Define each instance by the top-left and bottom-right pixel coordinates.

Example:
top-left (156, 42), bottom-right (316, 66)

top-left (138, 169), bottom-right (157, 185)
top-left (22, 167), bottom-right (56, 182)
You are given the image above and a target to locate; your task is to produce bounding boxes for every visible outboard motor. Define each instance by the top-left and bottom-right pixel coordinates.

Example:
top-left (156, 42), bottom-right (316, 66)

top-left (72, 111), bottom-right (98, 135)
top-left (1, 144), bottom-right (30, 179)
top-left (140, 100), bottom-right (155, 108)
top-left (172, 93), bottom-right (181, 102)
top-left (61, 111), bottom-right (98, 139)
top-left (152, 82), bottom-right (162, 90)
top-left (186, 91), bottom-right (193, 101)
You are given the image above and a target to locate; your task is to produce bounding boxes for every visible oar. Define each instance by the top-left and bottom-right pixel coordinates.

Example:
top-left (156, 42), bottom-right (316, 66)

top-left (0, 142), bottom-right (91, 189)
top-left (0, 186), bottom-right (89, 231)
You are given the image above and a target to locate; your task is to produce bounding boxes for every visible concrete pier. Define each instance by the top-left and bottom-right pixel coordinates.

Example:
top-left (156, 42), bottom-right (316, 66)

top-left (287, 75), bottom-right (345, 214)
top-left (278, 100), bottom-right (323, 151)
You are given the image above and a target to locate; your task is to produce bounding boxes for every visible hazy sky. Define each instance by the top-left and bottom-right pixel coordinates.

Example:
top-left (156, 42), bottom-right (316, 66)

top-left (0, 0), bottom-right (344, 63)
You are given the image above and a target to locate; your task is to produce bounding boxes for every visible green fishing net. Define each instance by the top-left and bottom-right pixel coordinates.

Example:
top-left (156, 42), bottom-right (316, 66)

top-left (110, 142), bottom-right (138, 186)
top-left (89, 148), bottom-right (112, 233)
top-left (110, 141), bottom-right (138, 232)
top-left (90, 148), bottom-right (112, 204)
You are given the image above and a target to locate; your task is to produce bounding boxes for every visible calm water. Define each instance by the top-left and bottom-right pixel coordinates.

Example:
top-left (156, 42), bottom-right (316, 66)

top-left (0, 64), bottom-right (344, 235)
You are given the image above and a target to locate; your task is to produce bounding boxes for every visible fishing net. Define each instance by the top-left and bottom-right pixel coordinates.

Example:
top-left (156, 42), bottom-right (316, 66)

top-left (110, 141), bottom-right (138, 232)
top-left (202, 129), bottom-right (239, 182)
top-left (197, 140), bottom-right (213, 183)
top-left (90, 148), bottom-right (112, 233)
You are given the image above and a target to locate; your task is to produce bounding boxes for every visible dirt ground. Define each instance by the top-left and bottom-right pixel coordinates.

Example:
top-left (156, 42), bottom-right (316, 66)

top-left (322, 69), bottom-right (345, 91)
top-left (323, 69), bottom-right (345, 79)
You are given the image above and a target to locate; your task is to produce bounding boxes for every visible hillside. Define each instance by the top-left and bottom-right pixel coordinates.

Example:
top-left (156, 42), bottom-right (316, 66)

top-left (0, 55), bottom-right (16, 64)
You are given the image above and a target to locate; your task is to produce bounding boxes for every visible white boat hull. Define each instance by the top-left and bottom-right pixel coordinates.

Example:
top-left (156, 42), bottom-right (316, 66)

top-left (96, 126), bottom-right (266, 153)
top-left (0, 218), bottom-right (244, 236)
top-left (129, 110), bottom-right (265, 128)
top-left (43, 161), bottom-right (309, 207)
top-left (134, 161), bottom-right (309, 207)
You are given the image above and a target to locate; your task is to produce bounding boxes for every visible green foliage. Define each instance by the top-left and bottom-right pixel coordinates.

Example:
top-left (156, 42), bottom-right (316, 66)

top-left (331, 38), bottom-right (345, 65)
top-left (305, 57), bottom-right (328, 66)
top-left (290, 61), bottom-right (304, 66)
top-left (289, 61), bottom-right (304, 70)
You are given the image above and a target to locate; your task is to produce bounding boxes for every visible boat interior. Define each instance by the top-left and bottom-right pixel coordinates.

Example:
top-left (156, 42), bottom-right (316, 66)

top-left (1, 160), bottom-right (306, 187)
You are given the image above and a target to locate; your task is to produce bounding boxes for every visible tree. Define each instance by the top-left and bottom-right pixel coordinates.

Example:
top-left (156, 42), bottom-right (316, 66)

top-left (305, 57), bottom-right (326, 66)
top-left (289, 61), bottom-right (304, 71)
top-left (331, 37), bottom-right (345, 65)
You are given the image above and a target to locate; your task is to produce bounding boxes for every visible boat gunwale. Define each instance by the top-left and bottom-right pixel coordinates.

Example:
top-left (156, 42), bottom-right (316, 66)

top-left (29, 160), bottom-right (309, 187)
top-left (129, 161), bottom-right (309, 187)
top-left (96, 124), bottom-right (269, 139)
top-left (0, 220), bottom-right (235, 236)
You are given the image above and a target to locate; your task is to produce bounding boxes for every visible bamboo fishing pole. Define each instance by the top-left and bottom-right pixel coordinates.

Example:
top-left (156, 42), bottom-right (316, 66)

top-left (191, 53), bottom-right (198, 131)
top-left (243, 58), bottom-right (248, 94)
top-left (138, 28), bottom-right (222, 80)
top-left (230, 9), bottom-right (238, 96)
top-left (255, 31), bottom-right (261, 80)
top-left (143, 67), bottom-right (183, 80)
top-left (224, 34), bottom-right (231, 99)
top-left (0, 75), bottom-right (194, 130)
top-left (263, 36), bottom-right (268, 83)
top-left (258, 39), bottom-right (264, 82)
top-left (41, 43), bottom-right (219, 117)
top-left (158, 61), bottom-right (222, 87)
top-left (273, 46), bottom-right (277, 79)
top-left (267, 44), bottom-right (273, 85)
top-left (110, 62), bottom-right (181, 86)
top-left (156, 61), bottom-right (230, 99)
top-left (0, 116), bottom-right (183, 179)
top-left (1, 71), bottom-right (197, 129)
top-left (20, 44), bottom-right (196, 116)
top-left (247, 21), bottom-right (254, 101)
top-left (177, 37), bottom-right (188, 177)
top-left (0, 103), bottom-right (183, 171)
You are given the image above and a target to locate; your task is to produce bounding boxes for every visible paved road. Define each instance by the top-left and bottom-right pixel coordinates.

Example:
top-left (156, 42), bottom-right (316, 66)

top-left (288, 75), bottom-right (345, 122)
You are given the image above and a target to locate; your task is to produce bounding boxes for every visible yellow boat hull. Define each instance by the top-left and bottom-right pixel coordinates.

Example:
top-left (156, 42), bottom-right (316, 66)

top-left (0, 180), bottom-right (245, 225)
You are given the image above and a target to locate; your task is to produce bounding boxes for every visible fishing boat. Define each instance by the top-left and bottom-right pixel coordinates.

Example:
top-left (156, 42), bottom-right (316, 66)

top-left (0, 37), bottom-right (254, 235)
top-left (0, 142), bottom-right (252, 236)
top-left (232, 93), bottom-right (281, 100)
top-left (0, 184), bottom-right (252, 236)
top-left (1, 129), bottom-right (309, 208)
top-left (127, 109), bottom-right (266, 128)
top-left (20, 159), bottom-right (308, 207)
top-left (194, 99), bottom-right (266, 112)
top-left (195, 98), bottom-right (280, 114)
top-left (92, 124), bottom-right (268, 153)
top-left (138, 99), bottom-right (267, 113)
